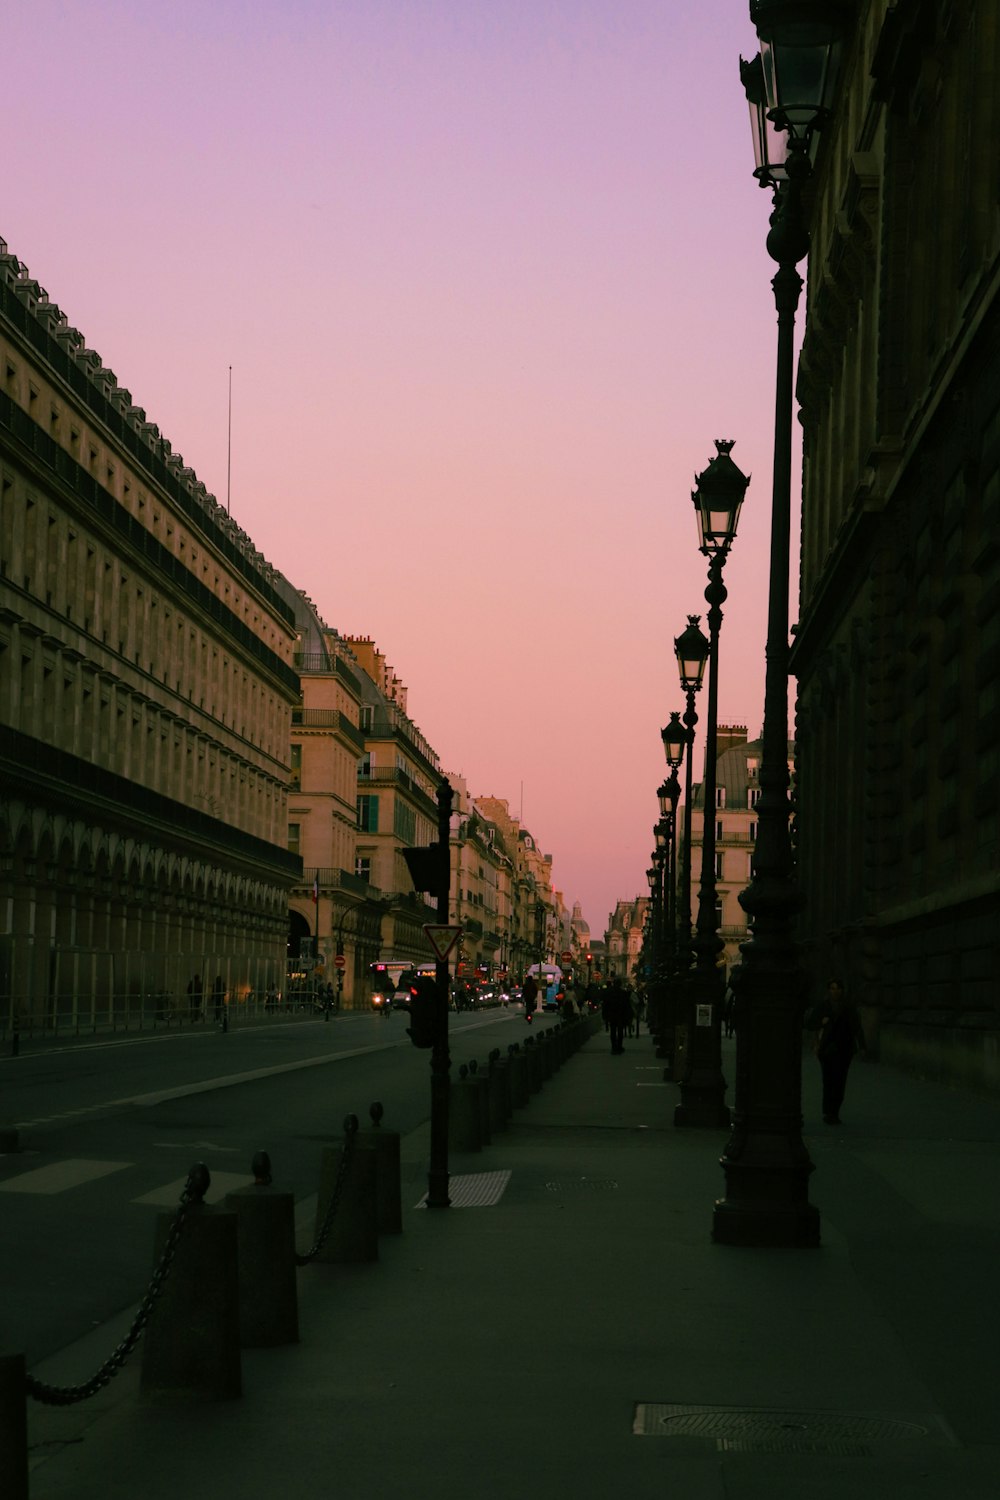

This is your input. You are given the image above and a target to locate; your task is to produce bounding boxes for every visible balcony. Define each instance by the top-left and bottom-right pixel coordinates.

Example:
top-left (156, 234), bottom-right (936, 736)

top-left (300, 866), bottom-right (381, 900)
top-left (293, 654), bottom-right (362, 696)
top-left (292, 708), bottom-right (365, 750)
top-left (357, 765), bottom-right (438, 813)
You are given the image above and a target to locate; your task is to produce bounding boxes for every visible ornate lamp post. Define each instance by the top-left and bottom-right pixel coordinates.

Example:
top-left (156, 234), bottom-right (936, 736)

top-left (675, 442), bottom-right (750, 1128)
top-left (673, 616), bottom-right (709, 971)
top-left (713, 0), bottom-right (850, 1243)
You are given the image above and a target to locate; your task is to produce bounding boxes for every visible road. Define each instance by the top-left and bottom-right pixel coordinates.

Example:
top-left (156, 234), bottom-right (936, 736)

top-left (0, 1006), bottom-right (534, 1366)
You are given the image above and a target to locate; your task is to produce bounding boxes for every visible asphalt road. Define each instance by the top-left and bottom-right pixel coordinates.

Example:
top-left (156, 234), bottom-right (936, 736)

top-left (0, 1007), bottom-right (531, 1366)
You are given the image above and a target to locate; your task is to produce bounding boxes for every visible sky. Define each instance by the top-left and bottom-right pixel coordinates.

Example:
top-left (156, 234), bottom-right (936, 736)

top-left (5, 0), bottom-right (796, 936)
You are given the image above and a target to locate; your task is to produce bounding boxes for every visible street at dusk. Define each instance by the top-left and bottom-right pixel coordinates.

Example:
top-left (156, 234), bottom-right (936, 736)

top-left (3, 1), bottom-right (999, 1497)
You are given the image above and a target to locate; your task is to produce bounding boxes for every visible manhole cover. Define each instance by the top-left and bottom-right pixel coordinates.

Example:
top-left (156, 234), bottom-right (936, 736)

top-left (633, 1404), bottom-right (955, 1454)
top-left (545, 1177), bottom-right (618, 1192)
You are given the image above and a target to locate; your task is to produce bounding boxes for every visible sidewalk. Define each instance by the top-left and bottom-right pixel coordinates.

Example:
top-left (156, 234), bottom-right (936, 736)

top-left (26, 1023), bottom-right (1000, 1499)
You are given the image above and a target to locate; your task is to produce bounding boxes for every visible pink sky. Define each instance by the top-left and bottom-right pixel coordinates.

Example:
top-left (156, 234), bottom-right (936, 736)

top-left (6, 1), bottom-right (793, 935)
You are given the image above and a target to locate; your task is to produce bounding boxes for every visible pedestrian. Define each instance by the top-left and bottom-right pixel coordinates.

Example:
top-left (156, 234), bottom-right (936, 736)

top-left (603, 978), bottom-right (630, 1054)
top-left (813, 978), bottom-right (865, 1124)
top-left (212, 975), bottom-right (225, 1024)
top-left (563, 978), bottom-right (580, 1019)
top-left (186, 973), bottom-right (203, 1021)
top-left (522, 973), bottom-right (538, 1022)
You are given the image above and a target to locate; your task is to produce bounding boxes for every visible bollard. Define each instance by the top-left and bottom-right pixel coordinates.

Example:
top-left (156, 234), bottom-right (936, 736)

top-left (508, 1043), bottom-right (530, 1108)
top-left (358, 1102), bottom-right (402, 1234)
top-left (313, 1135), bottom-right (379, 1263)
top-left (140, 1173), bottom-right (242, 1400)
top-left (487, 1049), bottom-right (509, 1132)
top-left (448, 1064), bottom-right (483, 1152)
top-left (467, 1060), bottom-right (492, 1146)
top-left (0, 1354), bottom-right (28, 1500)
top-left (225, 1152), bottom-right (299, 1348)
top-left (539, 1029), bottom-right (555, 1079)
top-left (524, 1035), bottom-right (544, 1094)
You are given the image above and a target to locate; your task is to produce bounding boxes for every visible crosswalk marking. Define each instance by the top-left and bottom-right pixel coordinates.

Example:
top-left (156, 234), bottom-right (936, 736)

top-left (132, 1170), bottom-right (252, 1207)
top-left (0, 1159), bottom-right (130, 1194)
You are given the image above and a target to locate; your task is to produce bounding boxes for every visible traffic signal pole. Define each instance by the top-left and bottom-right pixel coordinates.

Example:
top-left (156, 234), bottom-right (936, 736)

top-left (427, 778), bottom-right (454, 1209)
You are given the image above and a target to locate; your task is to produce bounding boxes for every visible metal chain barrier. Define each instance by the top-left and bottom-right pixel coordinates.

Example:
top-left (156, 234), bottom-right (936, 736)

top-left (25, 1163), bottom-right (211, 1407)
top-left (295, 1115), bottom-right (358, 1266)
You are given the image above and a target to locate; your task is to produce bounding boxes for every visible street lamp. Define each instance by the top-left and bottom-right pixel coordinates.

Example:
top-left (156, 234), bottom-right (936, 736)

top-left (653, 749), bottom-right (682, 1065)
top-left (676, 441), bottom-right (750, 1128)
top-left (713, 0), bottom-right (850, 1244)
top-left (673, 615), bottom-right (709, 972)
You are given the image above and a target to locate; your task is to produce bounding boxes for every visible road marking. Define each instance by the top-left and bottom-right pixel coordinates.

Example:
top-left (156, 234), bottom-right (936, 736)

top-left (0, 1159), bottom-right (130, 1194)
top-left (132, 1170), bottom-right (252, 1207)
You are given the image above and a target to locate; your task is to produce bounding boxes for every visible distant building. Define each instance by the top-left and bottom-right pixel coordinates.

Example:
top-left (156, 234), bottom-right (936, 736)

top-left (685, 726), bottom-right (792, 975)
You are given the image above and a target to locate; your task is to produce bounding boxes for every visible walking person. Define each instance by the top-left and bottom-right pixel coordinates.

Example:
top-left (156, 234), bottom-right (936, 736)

top-left (603, 978), bottom-right (629, 1054)
top-left (814, 979), bottom-right (865, 1124)
top-left (522, 972), bottom-right (538, 1024)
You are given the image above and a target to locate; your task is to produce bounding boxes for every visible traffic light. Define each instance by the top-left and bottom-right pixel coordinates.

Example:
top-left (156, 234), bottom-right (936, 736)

top-left (401, 843), bottom-right (447, 896)
top-left (406, 976), bottom-right (442, 1048)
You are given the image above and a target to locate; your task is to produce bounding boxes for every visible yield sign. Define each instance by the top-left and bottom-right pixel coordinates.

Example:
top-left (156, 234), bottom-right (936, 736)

top-left (422, 924), bottom-right (463, 961)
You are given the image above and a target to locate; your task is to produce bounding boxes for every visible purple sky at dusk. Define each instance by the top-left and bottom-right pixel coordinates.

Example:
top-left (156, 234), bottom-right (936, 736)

top-left (6, 1), bottom-right (796, 935)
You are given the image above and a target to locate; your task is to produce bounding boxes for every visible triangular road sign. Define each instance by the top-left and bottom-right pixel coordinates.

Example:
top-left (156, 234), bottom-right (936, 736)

top-left (422, 924), bottom-right (463, 961)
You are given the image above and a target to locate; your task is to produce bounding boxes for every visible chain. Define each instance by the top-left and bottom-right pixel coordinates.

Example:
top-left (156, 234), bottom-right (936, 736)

top-left (296, 1115), bottom-right (358, 1266)
top-left (26, 1164), bottom-right (210, 1407)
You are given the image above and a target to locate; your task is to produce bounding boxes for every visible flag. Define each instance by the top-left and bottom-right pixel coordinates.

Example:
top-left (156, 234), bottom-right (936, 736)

top-left (313, 873), bottom-right (319, 905)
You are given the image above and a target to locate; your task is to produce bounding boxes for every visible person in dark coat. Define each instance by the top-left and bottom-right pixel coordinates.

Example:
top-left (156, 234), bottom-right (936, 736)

top-left (522, 973), bottom-right (538, 1022)
top-left (814, 979), bottom-right (865, 1123)
top-left (602, 979), bottom-right (631, 1054)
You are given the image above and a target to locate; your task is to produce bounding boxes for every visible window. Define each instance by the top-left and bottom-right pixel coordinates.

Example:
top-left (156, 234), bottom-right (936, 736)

top-left (357, 794), bottom-right (379, 832)
top-left (355, 856), bottom-right (371, 881)
top-left (748, 788), bottom-right (762, 809)
top-left (394, 801), bottom-right (416, 843)
top-left (749, 820), bottom-right (757, 841)
top-left (360, 705), bottom-right (374, 731)
top-left (287, 822), bottom-right (301, 855)
top-left (715, 852), bottom-right (724, 880)
top-left (716, 819), bottom-right (724, 841)
top-left (359, 752), bottom-right (372, 778)
top-left (747, 757), bottom-right (759, 780)
top-left (715, 787), bottom-right (726, 808)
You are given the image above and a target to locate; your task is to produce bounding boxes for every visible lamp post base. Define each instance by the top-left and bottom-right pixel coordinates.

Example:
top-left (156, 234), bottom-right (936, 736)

top-left (712, 1129), bottom-right (820, 1245)
top-left (712, 1192), bottom-right (820, 1248)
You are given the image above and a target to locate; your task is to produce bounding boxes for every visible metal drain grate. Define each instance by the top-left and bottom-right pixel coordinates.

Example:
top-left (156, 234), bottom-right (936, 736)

top-left (633, 1404), bottom-right (954, 1455)
top-left (545, 1177), bottom-right (619, 1192)
top-left (414, 1170), bottom-right (511, 1208)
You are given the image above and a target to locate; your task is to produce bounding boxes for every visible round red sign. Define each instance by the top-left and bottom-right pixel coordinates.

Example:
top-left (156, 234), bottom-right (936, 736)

top-left (333, 954), bottom-right (346, 970)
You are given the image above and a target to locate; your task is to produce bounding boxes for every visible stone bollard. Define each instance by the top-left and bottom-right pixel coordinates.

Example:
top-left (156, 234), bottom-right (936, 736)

top-left (358, 1102), bottom-right (402, 1234)
top-left (449, 1064), bottom-right (483, 1152)
top-left (140, 1168), bottom-right (242, 1401)
top-left (313, 1126), bottom-right (378, 1263)
top-left (225, 1151), bottom-right (298, 1348)
top-left (467, 1060), bottom-right (492, 1146)
top-left (508, 1043), bottom-right (530, 1108)
top-left (0, 1354), bottom-right (28, 1500)
top-left (487, 1049), bottom-right (509, 1132)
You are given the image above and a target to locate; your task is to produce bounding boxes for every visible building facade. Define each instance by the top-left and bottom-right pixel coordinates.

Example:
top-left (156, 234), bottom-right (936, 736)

top-left (0, 240), bottom-right (300, 1028)
top-left (684, 727), bottom-right (793, 975)
top-left (789, 1), bottom-right (1000, 1089)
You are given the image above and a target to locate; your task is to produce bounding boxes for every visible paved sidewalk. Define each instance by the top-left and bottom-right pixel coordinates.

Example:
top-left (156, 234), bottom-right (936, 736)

top-left (25, 1022), bottom-right (1000, 1499)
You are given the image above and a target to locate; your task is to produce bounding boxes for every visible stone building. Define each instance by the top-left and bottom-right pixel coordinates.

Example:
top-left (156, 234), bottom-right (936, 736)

top-left (0, 240), bottom-right (300, 1028)
top-left (789, 1), bottom-right (1000, 1089)
top-left (605, 898), bottom-right (648, 981)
